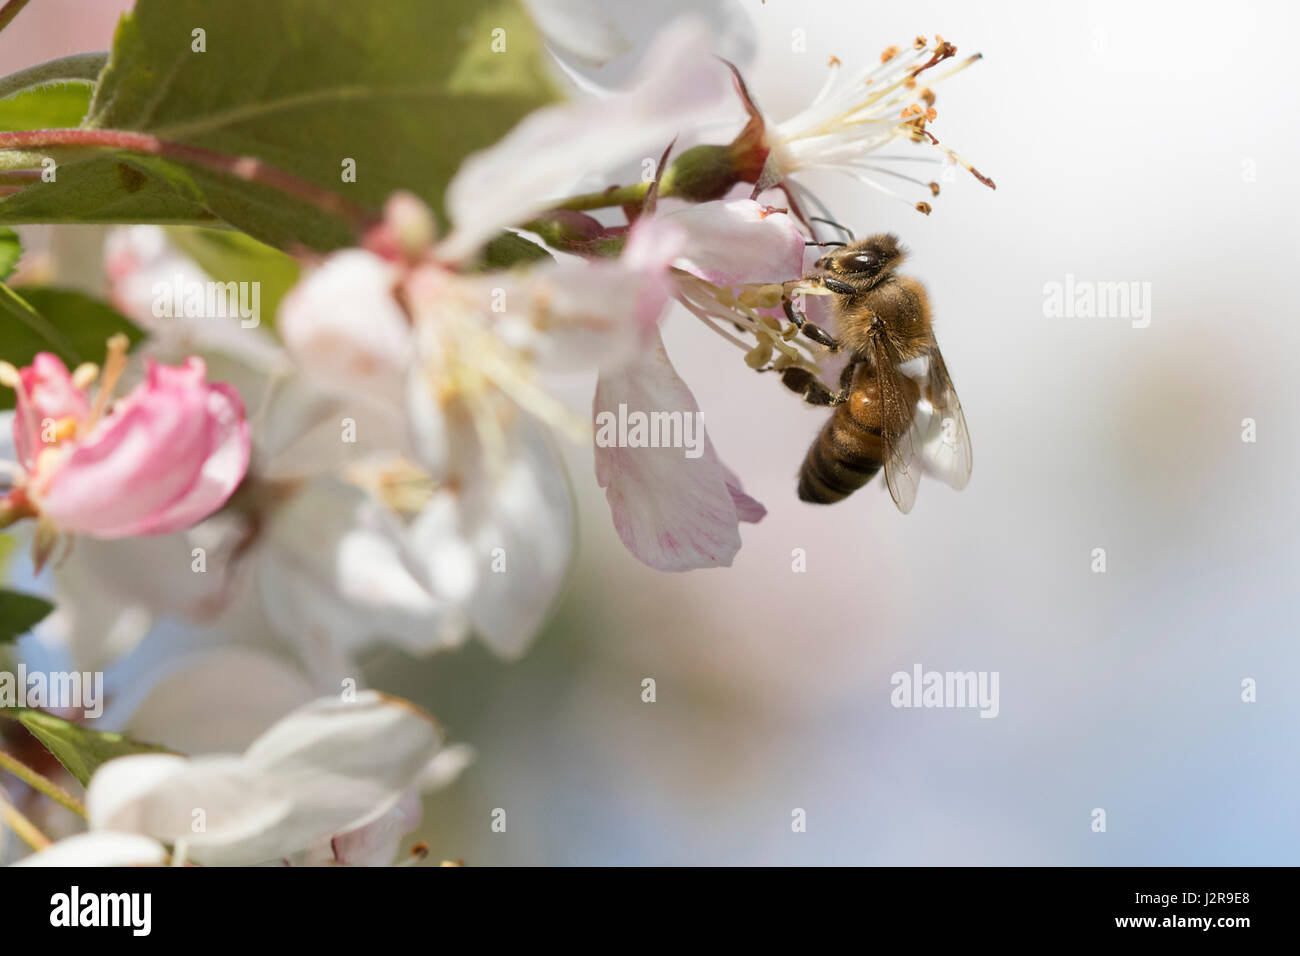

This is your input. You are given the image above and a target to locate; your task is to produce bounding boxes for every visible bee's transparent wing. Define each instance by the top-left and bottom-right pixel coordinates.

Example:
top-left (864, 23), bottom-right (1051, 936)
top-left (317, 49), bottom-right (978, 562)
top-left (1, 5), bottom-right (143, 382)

top-left (919, 344), bottom-right (972, 490)
top-left (871, 333), bottom-right (923, 514)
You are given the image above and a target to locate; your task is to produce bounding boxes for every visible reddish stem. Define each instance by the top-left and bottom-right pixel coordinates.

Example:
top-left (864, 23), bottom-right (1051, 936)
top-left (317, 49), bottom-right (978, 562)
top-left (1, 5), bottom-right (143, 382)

top-left (0, 0), bottom-right (32, 35)
top-left (0, 128), bottom-right (379, 234)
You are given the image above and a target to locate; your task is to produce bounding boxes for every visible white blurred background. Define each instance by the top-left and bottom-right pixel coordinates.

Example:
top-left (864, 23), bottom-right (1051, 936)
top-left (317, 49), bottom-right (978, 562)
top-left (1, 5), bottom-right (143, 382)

top-left (6, 0), bottom-right (1299, 864)
top-left (395, 0), bottom-right (1300, 865)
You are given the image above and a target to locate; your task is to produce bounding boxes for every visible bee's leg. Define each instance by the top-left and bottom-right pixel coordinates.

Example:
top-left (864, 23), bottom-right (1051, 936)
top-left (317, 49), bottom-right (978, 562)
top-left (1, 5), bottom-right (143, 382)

top-left (780, 367), bottom-right (815, 395)
top-left (819, 277), bottom-right (855, 295)
top-left (782, 296), bottom-right (840, 352)
top-left (781, 366), bottom-right (850, 407)
top-left (834, 359), bottom-right (856, 400)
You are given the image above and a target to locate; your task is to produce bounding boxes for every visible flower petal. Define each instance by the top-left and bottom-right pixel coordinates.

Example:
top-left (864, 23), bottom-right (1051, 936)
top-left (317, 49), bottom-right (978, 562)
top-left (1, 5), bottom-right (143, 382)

top-left (722, 463), bottom-right (767, 524)
top-left (13, 353), bottom-right (89, 470)
top-left (497, 224), bottom-right (678, 375)
top-left (13, 832), bottom-right (167, 867)
top-left (593, 331), bottom-right (763, 571)
top-left (86, 691), bottom-right (442, 866)
top-left (439, 19), bottom-right (727, 261)
top-left (87, 753), bottom-right (294, 854)
top-left (322, 789), bottom-right (422, 867)
top-left (277, 249), bottom-right (412, 407)
top-left (258, 478), bottom-right (468, 659)
top-left (124, 648), bottom-right (319, 755)
top-left (663, 199), bottom-right (805, 286)
top-left (524, 0), bottom-right (631, 67)
top-left (105, 226), bottom-right (291, 374)
top-left (410, 422), bottom-right (575, 658)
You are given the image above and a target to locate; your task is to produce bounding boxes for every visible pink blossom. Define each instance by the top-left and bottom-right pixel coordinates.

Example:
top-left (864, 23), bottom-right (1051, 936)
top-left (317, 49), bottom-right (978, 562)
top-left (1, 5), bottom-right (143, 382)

top-left (12, 352), bottom-right (90, 471)
top-left (588, 199), bottom-right (804, 571)
top-left (594, 331), bottom-right (765, 571)
top-left (3, 348), bottom-right (250, 540)
top-left (661, 198), bottom-right (805, 286)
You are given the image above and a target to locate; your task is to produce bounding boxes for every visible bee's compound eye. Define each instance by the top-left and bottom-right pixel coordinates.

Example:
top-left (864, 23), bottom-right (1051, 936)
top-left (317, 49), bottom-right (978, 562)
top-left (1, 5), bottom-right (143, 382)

top-left (847, 253), bottom-right (878, 273)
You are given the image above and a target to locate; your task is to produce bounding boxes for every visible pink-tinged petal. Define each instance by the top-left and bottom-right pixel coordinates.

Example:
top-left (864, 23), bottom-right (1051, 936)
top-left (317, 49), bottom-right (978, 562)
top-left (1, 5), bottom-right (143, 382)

top-left (438, 19), bottom-right (728, 262)
top-left (475, 217), bottom-right (681, 379)
top-left (12, 352), bottom-right (88, 470)
top-left (504, 262), bottom-right (672, 376)
top-left (278, 249), bottom-right (412, 406)
top-left (327, 789), bottom-right (422, 866)
top-left (122, 382), bottom-right (250, 536)
top-left (20, 352), bottom-right (90, 422)
top-left (40, 358), bottom-right (250, 539)
top-left (663, 199), bottom-right (805, 285)
top-left (722, 464), bottom-right (767, 523)
top-left (593, 331), bottom-right (763, 571)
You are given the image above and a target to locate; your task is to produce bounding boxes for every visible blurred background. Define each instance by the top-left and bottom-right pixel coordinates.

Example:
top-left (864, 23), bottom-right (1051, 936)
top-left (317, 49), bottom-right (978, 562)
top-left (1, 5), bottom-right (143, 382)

top-left (5, 0), bottom-right (1299, 864)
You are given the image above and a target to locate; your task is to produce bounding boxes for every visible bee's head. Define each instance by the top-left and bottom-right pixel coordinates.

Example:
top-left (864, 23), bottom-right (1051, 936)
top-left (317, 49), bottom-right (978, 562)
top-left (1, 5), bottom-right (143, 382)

top-left (814, 233), bottom-right (905, 290)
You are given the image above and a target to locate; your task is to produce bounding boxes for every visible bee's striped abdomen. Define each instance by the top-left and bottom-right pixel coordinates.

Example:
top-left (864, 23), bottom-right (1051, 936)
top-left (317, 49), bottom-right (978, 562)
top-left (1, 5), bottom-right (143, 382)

top-left (797, 384), bottom-right (886, 504)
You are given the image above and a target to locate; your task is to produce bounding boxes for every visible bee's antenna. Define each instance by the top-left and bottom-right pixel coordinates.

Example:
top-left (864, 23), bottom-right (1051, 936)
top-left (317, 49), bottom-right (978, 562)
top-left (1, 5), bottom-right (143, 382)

top-left (805, 240), bottom-right (846, 247)
top-left (809, 217), bottom-right (855, 240)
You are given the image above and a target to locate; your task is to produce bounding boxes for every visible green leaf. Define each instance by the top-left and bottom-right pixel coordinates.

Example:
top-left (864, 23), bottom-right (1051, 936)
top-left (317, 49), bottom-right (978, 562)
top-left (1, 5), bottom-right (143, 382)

top-left (0, 82), bottom-right (92, 132)
top-left (14, 710), bottom-right (169, 786)
top-left (0, 53), bottom-right (105, 104)
top-left (0, 0), bottom-right (561, 250)
top-left (167, 226), bottom-right (299, 324)
top-left (0, 589), bottom-right (54, 644)
top-left (0, 155), bottom-right (216, 226)
top-left (0, 285), bottom-right (143, 410)
top-left (0, 227), bottom-right (19, 279)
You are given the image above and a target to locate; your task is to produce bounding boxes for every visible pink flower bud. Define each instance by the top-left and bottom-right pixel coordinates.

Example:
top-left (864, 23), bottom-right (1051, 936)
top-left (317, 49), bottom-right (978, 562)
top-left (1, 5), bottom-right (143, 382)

top-left (7, 352), bottom-right (250, 539)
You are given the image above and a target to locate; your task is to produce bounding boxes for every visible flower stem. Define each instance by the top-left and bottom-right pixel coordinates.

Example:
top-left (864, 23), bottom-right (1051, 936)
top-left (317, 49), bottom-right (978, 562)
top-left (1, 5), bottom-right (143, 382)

top-left (552, 180), bottom-right (651, 212)
top-left (0, 749), bottom-right (87, 820)
top-left (0, 128), bottom-right (379, 234)
top-left (0, 0), bottom-right (32, 36)
top-left (0, 788), bottom-right (51, 851)
top-left (0, 169), bottom-right (40, 185)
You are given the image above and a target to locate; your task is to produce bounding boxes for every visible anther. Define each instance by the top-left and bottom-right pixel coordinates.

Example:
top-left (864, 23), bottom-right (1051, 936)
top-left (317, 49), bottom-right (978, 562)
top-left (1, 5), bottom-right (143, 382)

top-left (71, 363), bottom-right (98, 390)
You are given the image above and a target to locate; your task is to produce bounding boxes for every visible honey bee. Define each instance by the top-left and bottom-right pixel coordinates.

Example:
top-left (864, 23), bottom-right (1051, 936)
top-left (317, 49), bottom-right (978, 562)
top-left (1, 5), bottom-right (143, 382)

top-left (778, 230), bottom-right (971, 512)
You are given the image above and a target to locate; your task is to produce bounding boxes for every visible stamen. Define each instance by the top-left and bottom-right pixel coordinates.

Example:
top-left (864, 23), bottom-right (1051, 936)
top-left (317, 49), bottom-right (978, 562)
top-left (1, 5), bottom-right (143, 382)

top-left (343, 458), bottom-right (436, 518)
top-left (398, 842), bottom-right (430, 866)
top-left (70, 362), bottom-right (99, 390)
top-left (932, 143), bottom-right (997, 189)
top-left (476, 349), bottom-right (589, 443)
top-left (52, 417), bottom-right (78, 442)
top-left (82, 334), bottom-right (130, 435)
